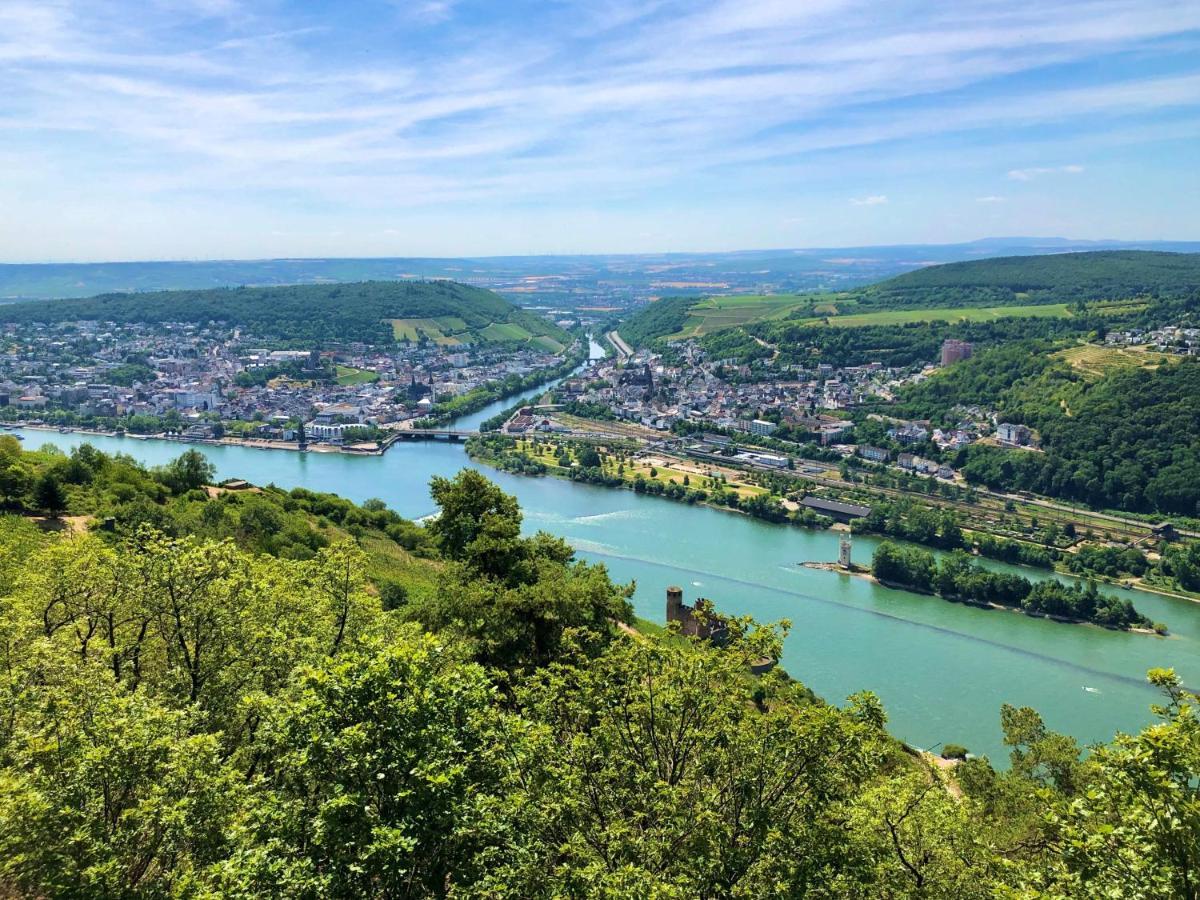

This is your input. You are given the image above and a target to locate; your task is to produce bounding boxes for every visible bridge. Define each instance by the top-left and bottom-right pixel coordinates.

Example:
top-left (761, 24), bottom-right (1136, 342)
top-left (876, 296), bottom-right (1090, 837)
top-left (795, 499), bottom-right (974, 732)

top-left (391, 429), bottom-right (478, 441)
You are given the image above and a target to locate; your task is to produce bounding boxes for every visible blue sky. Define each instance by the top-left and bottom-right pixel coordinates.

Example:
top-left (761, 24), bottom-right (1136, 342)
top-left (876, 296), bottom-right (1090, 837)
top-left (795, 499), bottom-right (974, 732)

top-left (1, 0), bottom-right (1198, 261)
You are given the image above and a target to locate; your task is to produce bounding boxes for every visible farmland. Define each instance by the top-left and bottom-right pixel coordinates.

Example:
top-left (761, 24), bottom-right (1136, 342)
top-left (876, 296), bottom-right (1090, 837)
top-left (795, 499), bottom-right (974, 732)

top-left (387, 315), bottom-right (566, 351)
top-left (388, 316), bottom-right (468, 345)
top-left (667, 294), bottom-right (816, 339)
top-left (795, 303), bottom-right (1072, 328)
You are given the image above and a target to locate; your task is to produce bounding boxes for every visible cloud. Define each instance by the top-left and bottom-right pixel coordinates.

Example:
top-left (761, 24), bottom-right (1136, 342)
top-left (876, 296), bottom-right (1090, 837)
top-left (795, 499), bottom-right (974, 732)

top-left (1008, 164), bottom-right (1085, 181)
top-left (976, 195), bottom-right (1005, 203)
top-left (0, 0), bottom-right (1197, 257)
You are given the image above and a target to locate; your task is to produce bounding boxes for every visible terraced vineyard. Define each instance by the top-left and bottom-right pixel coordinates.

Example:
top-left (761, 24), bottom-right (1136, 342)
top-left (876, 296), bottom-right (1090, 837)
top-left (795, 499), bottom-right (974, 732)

top-left (668, 294), bottom-right (814, 338)
top-left (1056, 343), bottom-right (1178, 379)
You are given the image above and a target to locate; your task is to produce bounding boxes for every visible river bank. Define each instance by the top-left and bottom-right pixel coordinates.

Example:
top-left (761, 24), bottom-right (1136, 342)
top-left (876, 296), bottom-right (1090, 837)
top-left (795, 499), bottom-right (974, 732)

top-left (800, 562), bottom-right (1162, 636)
top-left (474, 431), bottom-right (1200, 606)
top-left (6, 416), bottom-right (1197, 763)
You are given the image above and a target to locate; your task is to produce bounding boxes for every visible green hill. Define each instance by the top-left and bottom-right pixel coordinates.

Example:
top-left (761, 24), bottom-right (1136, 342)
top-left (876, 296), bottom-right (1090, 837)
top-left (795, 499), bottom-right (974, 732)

top-left (0, 280), bottom-right (571, 348)
top-left (617, 250), bottom-right (1200, 347)
top-left (857, 250), bottom-right (1200, 308)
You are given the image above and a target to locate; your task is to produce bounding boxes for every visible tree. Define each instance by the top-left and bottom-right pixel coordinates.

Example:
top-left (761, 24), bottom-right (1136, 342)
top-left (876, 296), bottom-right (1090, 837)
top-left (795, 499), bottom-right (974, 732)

top-left (216, 633), bottom-right (515, 898)
top-left (428, 469), bottom-right (523, 580)
top-left (33, 472), bottom-right (67, 517)
top-left (158, 449), bottom-right (216, 494)
top-left (487, 625), bottom-right (887, 897)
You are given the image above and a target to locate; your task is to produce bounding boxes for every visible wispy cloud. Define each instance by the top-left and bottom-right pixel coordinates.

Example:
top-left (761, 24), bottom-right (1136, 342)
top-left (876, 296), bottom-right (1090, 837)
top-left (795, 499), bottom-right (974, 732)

top-left (1008, 164), bottom-right (1085, 181)
top-left (0, 0), bottom-right (1196, 258)
top-left (976, 195), bottom-right (1005, 203)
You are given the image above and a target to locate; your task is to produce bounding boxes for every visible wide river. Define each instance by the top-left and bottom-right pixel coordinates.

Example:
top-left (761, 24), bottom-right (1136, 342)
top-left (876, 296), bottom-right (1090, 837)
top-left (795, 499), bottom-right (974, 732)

top-left (10, 343), bottom-right (1197, 760)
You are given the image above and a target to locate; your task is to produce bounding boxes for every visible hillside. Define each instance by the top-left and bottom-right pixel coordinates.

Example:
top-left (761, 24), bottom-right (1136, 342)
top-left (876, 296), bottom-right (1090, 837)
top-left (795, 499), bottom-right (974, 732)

top-left (0, 280), bottom-right (571, 348)
top-left (894, 344), bottom-right (1200, 516)
top-left (618, 250), bottom-right (1200, 347)
top-left (858, 250), bottom-right (1200, 308)
top-left (0, 439), bottom-right (1197, 896)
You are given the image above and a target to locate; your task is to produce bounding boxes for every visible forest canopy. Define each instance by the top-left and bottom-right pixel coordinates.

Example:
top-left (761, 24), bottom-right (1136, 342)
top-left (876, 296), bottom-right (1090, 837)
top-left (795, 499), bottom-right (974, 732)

top-left (0, 442), bottom-right (1197, 896)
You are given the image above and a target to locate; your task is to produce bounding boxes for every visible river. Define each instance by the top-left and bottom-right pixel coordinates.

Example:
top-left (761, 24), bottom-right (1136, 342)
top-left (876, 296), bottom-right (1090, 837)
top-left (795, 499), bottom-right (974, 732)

top-left (9, 337), bottom-right (1196, 760)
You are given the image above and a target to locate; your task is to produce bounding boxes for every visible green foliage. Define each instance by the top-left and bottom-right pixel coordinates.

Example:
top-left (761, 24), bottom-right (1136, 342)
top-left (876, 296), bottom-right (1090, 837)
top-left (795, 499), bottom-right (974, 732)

top-left (32, 472), bottom-right (68, 516)
top-left (959, 358), bottom-right (1200, 515)
top-left (616, 295), bottom-right (702, 347)
top-left (871, 542), bottom-right (1150, 629)
top-left (417, 470), bottom-right (633, 670)
top-left (0, 457), bottom-right (1198, 896)
top-left (0, 280), bottom-right (569, 347)
top-left (863, 250), bottom-right (1200, 308)
top-left (156, 448), bottom-right (216, 494)
top-left (105, 361), bottom-right (157, 386)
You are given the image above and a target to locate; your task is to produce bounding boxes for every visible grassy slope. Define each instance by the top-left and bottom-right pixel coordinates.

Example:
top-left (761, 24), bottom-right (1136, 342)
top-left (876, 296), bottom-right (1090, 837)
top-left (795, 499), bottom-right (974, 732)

top-left (793, 303), bottom-right (1072, 328)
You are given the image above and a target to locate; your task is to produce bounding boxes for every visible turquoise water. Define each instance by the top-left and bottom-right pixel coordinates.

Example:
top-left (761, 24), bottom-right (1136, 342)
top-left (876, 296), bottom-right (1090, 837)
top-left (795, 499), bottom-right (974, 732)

top-left (9, 339), bottom-right (1195, 759)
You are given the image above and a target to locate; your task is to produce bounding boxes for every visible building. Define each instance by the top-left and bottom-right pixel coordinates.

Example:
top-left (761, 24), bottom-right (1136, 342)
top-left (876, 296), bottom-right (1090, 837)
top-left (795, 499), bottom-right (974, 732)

top-left (888, 423), bottom-right (929, 446)
top-left (800, 496), bottom-right (872, 523)
top-left (839, 533), bottom-right (853, 569)
top-left (941, 339), bottom-right (974, 366)
top-left (996, 422), bottom-right (1032, 446)
top-left (750, 418), bottom-right (777, 436)
top-left (858, 445), bottom-right (889, 462)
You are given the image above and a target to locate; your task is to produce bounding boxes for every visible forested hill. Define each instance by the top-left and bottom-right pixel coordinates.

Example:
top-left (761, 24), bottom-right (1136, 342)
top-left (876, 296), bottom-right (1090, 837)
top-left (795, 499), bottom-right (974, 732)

top-left (617, 250), bottom-right (1200, 347)
top-left (0, 280), bottom-right (571, 347)
top-left (861, 250), bottom-right (1200, 307)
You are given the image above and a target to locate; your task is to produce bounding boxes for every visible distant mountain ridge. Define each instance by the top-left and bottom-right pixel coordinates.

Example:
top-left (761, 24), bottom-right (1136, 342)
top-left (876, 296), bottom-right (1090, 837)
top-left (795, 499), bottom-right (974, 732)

top-left (0, 280), bottom-right (571, 348)
top-left (2, 239), bottom-right (1198, 302)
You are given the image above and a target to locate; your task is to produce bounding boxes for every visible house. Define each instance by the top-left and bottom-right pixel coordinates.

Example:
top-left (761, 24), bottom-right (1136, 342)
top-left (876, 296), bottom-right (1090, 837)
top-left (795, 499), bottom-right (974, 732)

top-left (818, 422), bottom-right (853, 444)
top-left (888, 423), bottom-right (929, 446)
top-left (996, 422), bottom-right (1032, 446)
top-left (858, 445), bottom-right (889, 463)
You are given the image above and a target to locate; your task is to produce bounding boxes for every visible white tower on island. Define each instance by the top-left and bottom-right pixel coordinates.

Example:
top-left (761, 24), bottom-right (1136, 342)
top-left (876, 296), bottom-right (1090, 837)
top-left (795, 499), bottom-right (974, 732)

top-left (839, 533), bottom-right (853, 569)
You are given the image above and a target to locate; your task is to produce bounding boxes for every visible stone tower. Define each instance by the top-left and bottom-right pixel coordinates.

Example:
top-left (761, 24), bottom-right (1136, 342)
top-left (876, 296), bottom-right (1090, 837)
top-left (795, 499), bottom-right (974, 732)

top-left (666, 585), bottom-right (684, 622)
top-left (839, 533), bottom-right (852, 569)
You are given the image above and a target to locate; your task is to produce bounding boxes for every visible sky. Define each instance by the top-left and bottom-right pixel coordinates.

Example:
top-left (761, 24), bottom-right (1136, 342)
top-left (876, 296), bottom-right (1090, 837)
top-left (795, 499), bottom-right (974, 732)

top-left (1, 0), bottom-right (1198, 261)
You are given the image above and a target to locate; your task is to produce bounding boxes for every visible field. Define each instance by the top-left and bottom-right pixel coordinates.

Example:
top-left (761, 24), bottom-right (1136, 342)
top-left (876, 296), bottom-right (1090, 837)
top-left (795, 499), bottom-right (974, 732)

top-left (668, 294), bottom-right (815, 339)
top-left (1056, 343), bottom-right (1178, 380)
top-left (531, 335), bottom-right (566, 353)
top-left (335, 365), bottom-right (380, 386)
top-left (795, 303), bottom-right (1072, 328)
top-left (388, 317), bottom-right (465, 345)
top-left (388, 315), bottom-right (559, 349)
top-left (516, 440), bottom-right (767, 499)
top-left (479, 322), bottom-right (535, 342)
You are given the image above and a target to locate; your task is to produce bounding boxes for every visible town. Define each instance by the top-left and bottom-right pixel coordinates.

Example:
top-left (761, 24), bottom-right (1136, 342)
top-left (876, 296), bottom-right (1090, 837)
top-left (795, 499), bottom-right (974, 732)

top-left (0, 318), bottom-right (576, 450)
top-left (502, 334), bottom-right (1039, 480)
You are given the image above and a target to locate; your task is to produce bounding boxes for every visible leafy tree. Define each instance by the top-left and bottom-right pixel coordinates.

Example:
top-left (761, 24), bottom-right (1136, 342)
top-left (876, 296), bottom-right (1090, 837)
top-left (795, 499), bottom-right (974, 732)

top-left (157, 449), bottom-right (216, 494)
top-left (33, 472), bottom-right (67, 517)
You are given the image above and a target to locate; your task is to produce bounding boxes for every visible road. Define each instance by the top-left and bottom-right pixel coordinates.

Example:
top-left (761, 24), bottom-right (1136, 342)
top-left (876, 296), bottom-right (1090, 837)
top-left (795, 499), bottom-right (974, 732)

top-left (608, 330), bottom-right (633, 360)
